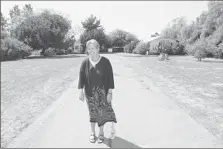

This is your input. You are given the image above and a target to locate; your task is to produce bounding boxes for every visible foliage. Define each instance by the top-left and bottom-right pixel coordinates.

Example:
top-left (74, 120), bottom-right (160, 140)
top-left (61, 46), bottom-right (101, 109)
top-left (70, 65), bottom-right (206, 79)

top-left (14, 10), bottom-right (71, 54)
top-left (81, 14), bottom-right (101, 31)
top-left (80, 15), bottom-right (109, 53)
top-left (188, 39), bottom-right (207, 61)
top-left (149, 37), bottom-right (185, 55)
top-left (1, 13), bottom-right (9, 39)
top-left (161, 17), bottom-right (187, 43)
top-left (133, 42), bottom-right (149, 55)
top-left (1, 37), bottom-right (32, 61)
top-left (124, 40), bottom-right (139, 53)
top-left (161, 1), bottom-right (223, 59)
top-left (1, 12), bottom-right (7, 31)
top-left (9, 4), bottom-right (34, 38)
top-left (42, 47), bottom-right (56, 57)
top-left (108, 29), bottom-right (139, 47)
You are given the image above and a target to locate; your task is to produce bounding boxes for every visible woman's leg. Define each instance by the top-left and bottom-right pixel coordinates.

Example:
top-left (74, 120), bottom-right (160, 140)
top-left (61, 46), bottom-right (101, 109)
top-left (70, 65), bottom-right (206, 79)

top-left (89, 122), bottom-right (97, 143)
top-left (99, 124), bottom-right (104, 135)
top-left (97, 124), bottom-right (104, 143)
top-left (91, 122), bottom-right (96, 134)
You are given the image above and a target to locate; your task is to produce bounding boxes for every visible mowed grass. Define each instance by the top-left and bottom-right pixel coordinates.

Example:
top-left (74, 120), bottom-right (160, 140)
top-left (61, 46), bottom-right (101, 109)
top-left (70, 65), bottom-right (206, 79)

top-left (1, 55), bottom-right (86, 147)
top-left (119, 54), bottom-right (223, 140)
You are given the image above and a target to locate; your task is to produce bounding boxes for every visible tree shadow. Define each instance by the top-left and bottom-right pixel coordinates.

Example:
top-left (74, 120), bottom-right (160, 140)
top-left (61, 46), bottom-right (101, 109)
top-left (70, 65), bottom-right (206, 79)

top-left (202, 59), bottom-right (223, 63)
top-left (26, 54), bottom-right (86, 60)
top-left (103, 136), bottom-right (142, 148)
top-left (120, 55), bottom-right (150, 57)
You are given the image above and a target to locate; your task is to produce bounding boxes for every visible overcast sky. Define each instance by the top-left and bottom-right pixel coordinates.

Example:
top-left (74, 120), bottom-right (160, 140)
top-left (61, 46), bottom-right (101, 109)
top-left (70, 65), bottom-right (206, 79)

top-left (1, 1), bottom-right (208, 41)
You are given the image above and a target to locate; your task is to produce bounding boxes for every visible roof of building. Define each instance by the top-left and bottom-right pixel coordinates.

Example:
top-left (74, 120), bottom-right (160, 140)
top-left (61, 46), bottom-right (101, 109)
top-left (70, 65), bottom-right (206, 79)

top-left (147, 36), bottom-right (162, 42)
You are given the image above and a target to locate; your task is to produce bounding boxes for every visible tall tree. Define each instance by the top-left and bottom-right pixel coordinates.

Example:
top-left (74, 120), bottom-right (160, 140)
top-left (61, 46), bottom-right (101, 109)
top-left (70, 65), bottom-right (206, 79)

top-left (15, 10), bottom-right (71, 54)
top-left (81, 14), bottom-right (101, 31)
top-left (162, 17), bottom-right (187, 42)
top-left (9, 4), bottom-right (34, 37)
top-left (80, 15), bottom-right (109, 52)
top-left (9, 5), bottom-right (21, 19)
top-left (109, 29), bottom-right (139, 47)
top-left (22, 4), bottom-right (33, 18)
top-left (1, 12), bottom-right (7, 31)
top-left (1, 12), bottom-right (8, 39)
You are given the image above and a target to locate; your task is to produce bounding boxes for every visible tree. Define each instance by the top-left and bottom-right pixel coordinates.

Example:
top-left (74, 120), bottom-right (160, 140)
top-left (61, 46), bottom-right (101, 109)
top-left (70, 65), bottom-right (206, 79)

top-left (159, 1), bottom-right (223, 59)
top-left (9, 4), bottom-right (34, 38)
top-left (124, 40), bottom-right (139, 53)
top-left (80, 28), bottom-right (109, 52)
top-left (125, 32), bottom-right (139, 43)
top-left (80, 15), bottom-right (109, 53)
top-left (109, 29), bottom-right (139, 47)
top-left (1, 13), bottom-right (7, 31)
top-left (161, 17), bottom-right (187, 44)
top-left (14, 10), bottom-right (71, 54)
top-left (63, 28), bottom-right (76, 50)
top-left (201, 1), bottom-right (223, 58)
top-left (132, 41), bottom-right (149, 55)
top-left (22, 4), bottom-right (34, 18)
top-left (81, 14), bottom-right (101, 31)
top-left (9, 5), bottom-right (21, 20)
top-left (1, 13), bottom-right (8, 39)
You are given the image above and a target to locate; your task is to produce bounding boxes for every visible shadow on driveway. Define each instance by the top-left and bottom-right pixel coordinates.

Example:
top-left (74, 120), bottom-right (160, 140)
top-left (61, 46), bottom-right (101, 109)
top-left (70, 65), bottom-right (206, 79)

top-left (103, 136), bottom-right (142, 148)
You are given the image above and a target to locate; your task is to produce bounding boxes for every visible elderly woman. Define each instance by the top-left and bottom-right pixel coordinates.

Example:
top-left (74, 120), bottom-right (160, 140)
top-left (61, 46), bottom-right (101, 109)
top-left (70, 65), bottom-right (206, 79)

top-left (78, 39), bottom-right (117, 143)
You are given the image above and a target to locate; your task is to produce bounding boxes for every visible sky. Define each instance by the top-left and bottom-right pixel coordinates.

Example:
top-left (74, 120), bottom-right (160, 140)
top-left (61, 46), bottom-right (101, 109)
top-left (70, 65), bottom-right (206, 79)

top-left (1, 1), bottom-right (208, 41)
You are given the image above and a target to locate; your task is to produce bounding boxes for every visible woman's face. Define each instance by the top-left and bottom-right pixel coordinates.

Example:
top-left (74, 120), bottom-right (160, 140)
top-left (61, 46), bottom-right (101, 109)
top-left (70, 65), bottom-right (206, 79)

top-left (87, 43), bottom-right (99, 57)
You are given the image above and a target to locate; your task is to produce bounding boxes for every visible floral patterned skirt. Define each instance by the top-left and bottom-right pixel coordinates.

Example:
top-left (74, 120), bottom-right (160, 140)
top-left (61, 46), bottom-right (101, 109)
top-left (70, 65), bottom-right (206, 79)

top-left (85, 86), bottom-right (117, 127)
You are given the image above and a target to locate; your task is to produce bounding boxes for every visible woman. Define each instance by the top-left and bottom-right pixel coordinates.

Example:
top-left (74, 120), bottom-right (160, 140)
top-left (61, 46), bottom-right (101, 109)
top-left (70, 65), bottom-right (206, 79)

top-left (78, 39), bottom-right (117, 144)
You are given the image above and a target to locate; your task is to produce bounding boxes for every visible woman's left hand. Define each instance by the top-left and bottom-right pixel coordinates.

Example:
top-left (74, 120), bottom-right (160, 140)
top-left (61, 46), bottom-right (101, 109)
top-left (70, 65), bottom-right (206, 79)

top-left (107, 93), bottom-right (112, 103)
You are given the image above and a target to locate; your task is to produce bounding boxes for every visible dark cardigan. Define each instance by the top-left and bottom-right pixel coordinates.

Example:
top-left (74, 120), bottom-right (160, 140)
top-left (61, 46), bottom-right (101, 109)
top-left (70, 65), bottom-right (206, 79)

top-left (78, 56), bottom-right (115, 97)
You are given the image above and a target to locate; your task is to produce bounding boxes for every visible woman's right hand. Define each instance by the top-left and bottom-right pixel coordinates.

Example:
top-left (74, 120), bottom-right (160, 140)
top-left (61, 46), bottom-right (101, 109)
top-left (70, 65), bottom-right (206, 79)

top-left (79, 89), bottom-right (85, 102)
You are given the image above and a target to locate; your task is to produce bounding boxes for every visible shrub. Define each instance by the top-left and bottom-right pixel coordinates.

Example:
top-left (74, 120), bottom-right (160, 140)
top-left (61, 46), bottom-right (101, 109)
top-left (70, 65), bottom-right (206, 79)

top-left (194, 49), bottom-right (206, 61)
top-left (55, 49), bottom-right (66, 55)
top-left (42, 47), bottom-right (74, 56)
top-left (54, 48), bottom-right (74, 55)
top-left (43, 47), bottom-right (57, 57)
top-left (192, 40), bottom-right (207, 61)
top-left (149, 37), bottom-right (185, 55)
top-left (124, 41), bottom-right (139, 53)
top-left (185, 44), bottom-right (194, 55)
top-left (133, 42), bottom-right (149, 55)
top-left (67, 47), bottom-right (75, 54)
top-left (216, 42), bottom-right (223, 59)
top-left (1, 37), bottom-right (32, 61)
top-left (0, 41), bottom-right (8, 61)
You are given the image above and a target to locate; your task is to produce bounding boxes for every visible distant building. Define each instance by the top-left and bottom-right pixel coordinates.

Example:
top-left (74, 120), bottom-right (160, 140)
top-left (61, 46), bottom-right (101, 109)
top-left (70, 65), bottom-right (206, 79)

top-left (147, 36), bottom-right (162, 43)
top-left (108, 48), bottom-right (113, 53)
top-left (112, 47), bottom-right (124, 52)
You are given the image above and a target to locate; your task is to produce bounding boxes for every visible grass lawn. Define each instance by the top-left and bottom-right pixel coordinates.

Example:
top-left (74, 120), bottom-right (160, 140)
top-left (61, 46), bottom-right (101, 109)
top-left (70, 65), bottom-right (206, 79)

top-left (1, 55), bottom-right (86, 147)
top-left (119, 54), bottom-right (223, 140)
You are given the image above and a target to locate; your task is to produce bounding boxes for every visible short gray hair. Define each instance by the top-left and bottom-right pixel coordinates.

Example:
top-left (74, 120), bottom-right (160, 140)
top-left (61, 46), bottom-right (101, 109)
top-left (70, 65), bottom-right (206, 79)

top-left (86, 39), bottom-right (100, 49)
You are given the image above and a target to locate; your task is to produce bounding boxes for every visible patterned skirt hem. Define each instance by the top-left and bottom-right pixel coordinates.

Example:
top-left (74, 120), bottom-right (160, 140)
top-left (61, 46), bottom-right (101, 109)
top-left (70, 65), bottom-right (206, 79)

top-left (90, 119), bottom-right (117, 127)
